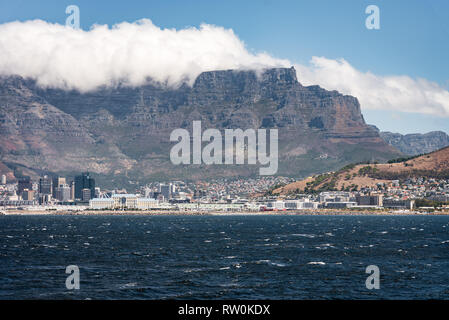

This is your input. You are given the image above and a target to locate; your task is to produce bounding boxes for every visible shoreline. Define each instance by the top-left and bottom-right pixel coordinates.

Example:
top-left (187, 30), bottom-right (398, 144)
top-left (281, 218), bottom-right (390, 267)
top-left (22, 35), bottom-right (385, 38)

top-left (2, 209), bottom-right (449, 216)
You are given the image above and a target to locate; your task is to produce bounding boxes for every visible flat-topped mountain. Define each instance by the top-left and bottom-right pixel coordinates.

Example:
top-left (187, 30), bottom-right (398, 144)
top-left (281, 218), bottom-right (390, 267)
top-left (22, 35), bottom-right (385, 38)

top-left (0, 67), bottom-right (401, 188)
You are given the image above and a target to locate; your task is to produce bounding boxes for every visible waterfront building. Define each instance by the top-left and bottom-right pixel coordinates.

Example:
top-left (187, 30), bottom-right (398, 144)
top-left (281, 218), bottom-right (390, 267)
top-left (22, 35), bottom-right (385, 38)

top-left (355, 195), bottom-right (383, 206)
top-left (52, 176), bottom-right (66, 197)
top-left (38, 194), bottom-right (52, 205)
top-left (324, 201), bottom-right (357, 209)
top-left (265, 201), bottom-right (285, 210)
top-left (89, 194), bottom-right (159, 210)
top-left (75, 172), bottom-right (95, 200)
top-left (70, 181), bottom-right (75, 200)
top-left (55, 184), bottom-right (71, 202)
top-left (160, 184), bottom-right (171, 200)
top-left (177, 202), bottom-right (245, 212)
top-left (319, 191), bottom-right (352, 203)
top-left (89, 198), bottom-right (114, 209)
top-left (283, 199), bottom-right (319, 209)
top-left (94, 187), bottom-right (100, 198)
top-left (18, 176), bottom-right (32, 196)
top-left (383, 199), bottom-right (415, 210)
top-left (38, 175), bottom-right (52, 195)
top-left (22, 189), bottom-right (35, 201)
top-left (82, 188), bottom-right (92, 202)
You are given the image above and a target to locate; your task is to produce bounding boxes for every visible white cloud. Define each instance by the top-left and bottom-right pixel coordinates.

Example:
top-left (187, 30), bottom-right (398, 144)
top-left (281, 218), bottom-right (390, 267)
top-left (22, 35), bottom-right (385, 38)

top-left (0, 19), bottom-right (449, 117)
top-left (0, 19), bottom-right (289, 91)
top-left (295, 57), bottom-right (449, 117)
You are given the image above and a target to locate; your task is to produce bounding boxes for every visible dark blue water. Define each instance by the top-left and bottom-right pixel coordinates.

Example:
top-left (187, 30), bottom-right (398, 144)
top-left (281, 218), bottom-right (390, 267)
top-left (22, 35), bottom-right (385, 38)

top-left (1, 214), bottom-right (449, 299)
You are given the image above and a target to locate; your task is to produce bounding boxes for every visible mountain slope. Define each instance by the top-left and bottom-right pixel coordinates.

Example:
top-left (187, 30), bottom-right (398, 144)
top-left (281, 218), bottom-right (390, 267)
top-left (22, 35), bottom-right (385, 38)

top-left (274, 146), bottom-right (449, 194)
top-left (0, 67), bottom-right (401, 187)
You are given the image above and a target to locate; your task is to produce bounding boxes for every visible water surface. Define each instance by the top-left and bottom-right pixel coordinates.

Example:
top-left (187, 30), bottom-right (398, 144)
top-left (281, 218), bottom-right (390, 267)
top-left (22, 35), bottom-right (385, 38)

top-left (1, 215), bottom-right (449, 299)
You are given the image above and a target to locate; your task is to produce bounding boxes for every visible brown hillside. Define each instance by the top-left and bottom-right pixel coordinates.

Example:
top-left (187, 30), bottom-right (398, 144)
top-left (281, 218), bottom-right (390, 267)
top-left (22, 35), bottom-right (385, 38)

top-left (274, 146), bottom-right (449, 194)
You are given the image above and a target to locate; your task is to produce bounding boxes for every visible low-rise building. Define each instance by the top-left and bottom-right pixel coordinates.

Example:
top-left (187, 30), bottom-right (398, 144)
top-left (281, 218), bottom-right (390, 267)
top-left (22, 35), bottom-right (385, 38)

top-left (383, 199), bottom-right (415, 210)
top-left (356, 195), bottom-right (383, 206)
top-left (324, 201), bottom-right (357, 209)
top-left (284, 199), bottom-right (319, 209)
top-left (89, 194), bottom-right (159, 210)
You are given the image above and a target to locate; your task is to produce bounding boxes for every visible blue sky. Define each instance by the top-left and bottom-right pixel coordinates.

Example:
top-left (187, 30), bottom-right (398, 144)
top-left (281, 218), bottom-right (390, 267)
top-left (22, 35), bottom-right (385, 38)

top-left (0, 0), bottom-right (448, 134)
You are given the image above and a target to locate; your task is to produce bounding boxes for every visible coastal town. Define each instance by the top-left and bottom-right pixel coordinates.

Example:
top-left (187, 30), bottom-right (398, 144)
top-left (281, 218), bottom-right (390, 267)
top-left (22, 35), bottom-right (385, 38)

top-left (1, 172), bottom-right (448, 215)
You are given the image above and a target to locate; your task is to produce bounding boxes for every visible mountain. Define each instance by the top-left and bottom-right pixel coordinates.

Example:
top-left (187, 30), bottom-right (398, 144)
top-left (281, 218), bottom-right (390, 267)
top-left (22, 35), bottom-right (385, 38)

top-left (0, 67), bottom-right (401, 188)
top-left (380, 131), bottom-right (449, 156)
top-left (274, 146), bottom-right (449, 194)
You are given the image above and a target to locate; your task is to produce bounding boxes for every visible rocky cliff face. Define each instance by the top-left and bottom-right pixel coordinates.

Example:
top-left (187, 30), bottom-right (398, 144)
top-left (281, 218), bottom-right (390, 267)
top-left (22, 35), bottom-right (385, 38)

top-left (380, 131), bottom-right (449, 156)
top-left (0, 67), bottom-right (401, 188)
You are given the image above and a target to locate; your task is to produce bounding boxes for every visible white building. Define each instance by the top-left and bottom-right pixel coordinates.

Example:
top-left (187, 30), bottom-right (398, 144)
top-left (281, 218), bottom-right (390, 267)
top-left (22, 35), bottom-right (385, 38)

top-left (284, 199), bottom-right (319, 210)
top-left (177, 202), bottom-right (245, 212)
top-left (89, 194), bottom-right (159, 210)
top-left (89, 198), bottom-right (114, 209)
top-left (265, 201), bottom-right (285, 210)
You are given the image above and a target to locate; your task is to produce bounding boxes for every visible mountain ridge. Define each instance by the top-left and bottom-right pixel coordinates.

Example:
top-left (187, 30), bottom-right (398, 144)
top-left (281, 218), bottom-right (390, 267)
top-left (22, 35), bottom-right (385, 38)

top-left (380, 131), bottom-right (449, 156)
top-left (0, 67), bottom-right (401, 188)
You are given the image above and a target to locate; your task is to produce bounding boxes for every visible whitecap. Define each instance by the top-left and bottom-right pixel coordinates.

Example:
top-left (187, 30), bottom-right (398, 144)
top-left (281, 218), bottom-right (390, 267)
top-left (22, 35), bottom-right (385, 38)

top-left (121, 282), bottom-right (137, 288)
top-left (307, 261), bottom-right (326, 265)
top-left (271, 262), bottom-right (287, 267)
top-left (256, 259), bottom-right (271, 264)
top-left (291, 233), bottom-right (315, 238)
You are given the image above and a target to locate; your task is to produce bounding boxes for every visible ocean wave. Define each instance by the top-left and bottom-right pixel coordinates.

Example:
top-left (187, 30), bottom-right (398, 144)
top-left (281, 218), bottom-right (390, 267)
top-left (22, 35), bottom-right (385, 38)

top-left (307, 261), bottom-right (326, 265)
top-left (291, 234), bottom-right (316, 238)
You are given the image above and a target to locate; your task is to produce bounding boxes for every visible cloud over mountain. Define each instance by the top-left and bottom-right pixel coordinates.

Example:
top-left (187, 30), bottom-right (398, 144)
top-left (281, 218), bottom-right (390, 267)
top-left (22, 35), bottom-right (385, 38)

top-left (296, 57), bottom-right (449, 117)
top-left (0, 19), bottom-right (289, 91)
top-left (0, 19), bottom-right (448, 116)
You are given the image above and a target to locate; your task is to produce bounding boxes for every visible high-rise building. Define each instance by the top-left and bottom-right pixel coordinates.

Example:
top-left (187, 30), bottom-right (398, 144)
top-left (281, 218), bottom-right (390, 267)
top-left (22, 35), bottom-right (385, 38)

top-left (39, 194), bottom-right (52, 205)
top-left (82, 188), bottom-right (92, 202)
top-left (22, 189), bottom-right (35, 201)
top-left (55, 184), bottom-right (71, 202)
top-left (160, 184), bottom-right (171, 201)
top-left (144, 187), bottom-right (152, 198)
top-left (18, 176), bottom-right (32, 196)
top-left (94, 187), bottom-right (100, 198)
top-left (38, 175), bottom-right (52, 195)
top-left (1, 174), bottom-right (6, 185)
top-left (52, 176), bottom-right (66, 197)
top-left (70, 181), bottom-right (75, 200)
top-left (75, 172), bottom-right (95, 200)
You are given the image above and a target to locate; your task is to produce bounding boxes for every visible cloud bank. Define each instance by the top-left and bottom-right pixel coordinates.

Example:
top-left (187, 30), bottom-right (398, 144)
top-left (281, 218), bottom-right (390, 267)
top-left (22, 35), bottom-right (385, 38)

top-left (0, 19), bottom-right (448, 116)
top-left (295, 57), bottom-right (449, 117)
top-left (0, 19), bottom-right (290, 91)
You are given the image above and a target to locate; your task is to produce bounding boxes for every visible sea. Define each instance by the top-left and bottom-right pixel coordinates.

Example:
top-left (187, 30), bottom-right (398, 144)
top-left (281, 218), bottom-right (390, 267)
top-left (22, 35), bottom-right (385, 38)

top-left (1, 214), bottom-right (449, 299)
